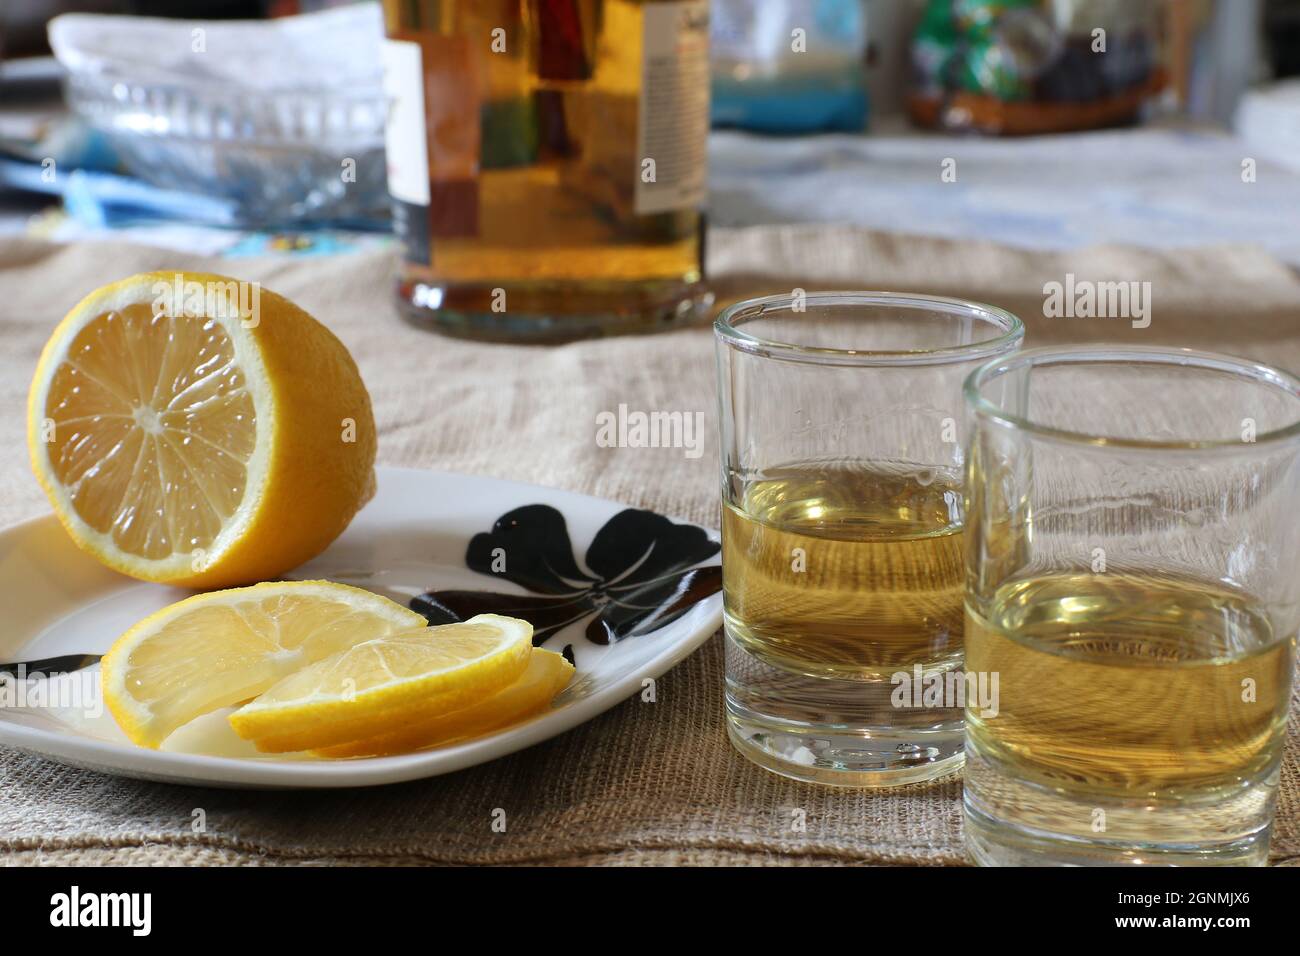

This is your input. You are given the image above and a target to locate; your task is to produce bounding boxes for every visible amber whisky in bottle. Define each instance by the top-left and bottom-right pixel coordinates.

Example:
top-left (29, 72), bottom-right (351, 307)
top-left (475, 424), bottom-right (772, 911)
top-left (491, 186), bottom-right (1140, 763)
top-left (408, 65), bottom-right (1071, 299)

top-left (381, 0), bottom-right (711, 342)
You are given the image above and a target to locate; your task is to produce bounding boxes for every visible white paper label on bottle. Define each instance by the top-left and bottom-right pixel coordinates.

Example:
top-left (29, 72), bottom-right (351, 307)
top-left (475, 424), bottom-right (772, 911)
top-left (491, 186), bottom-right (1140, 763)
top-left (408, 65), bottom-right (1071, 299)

top-left (635, 1), bottom-right (710, 216)
top-left (381, 38), bottom-right (431, 207)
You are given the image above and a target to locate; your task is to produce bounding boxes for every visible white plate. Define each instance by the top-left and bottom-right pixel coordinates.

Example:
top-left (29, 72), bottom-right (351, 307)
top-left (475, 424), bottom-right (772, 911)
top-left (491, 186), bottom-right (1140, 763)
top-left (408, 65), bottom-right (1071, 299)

top-left (0, 467), bottom-right (721, 788)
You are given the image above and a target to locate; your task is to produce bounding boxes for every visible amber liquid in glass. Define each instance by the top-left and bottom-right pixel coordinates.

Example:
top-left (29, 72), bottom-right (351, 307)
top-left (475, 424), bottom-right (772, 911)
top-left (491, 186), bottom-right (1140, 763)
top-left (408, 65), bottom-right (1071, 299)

top-left (722, 464), bottom-right (966, 680)
top-left (966, 571), bottom-right (1294, 800)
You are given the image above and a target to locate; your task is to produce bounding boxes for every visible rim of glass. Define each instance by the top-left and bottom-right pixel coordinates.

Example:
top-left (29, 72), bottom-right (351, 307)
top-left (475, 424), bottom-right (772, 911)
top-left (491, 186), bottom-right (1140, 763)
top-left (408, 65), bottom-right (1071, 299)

top-left (714, 291), bottom-right (1024, 367)
top-left (965, 345), bottom-right (1300, 451)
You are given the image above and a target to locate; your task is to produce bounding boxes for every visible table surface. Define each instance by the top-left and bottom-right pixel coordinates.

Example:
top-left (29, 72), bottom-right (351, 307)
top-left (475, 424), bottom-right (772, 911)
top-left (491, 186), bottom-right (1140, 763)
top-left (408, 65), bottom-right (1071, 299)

top-left (7, 125), bottom-right (1300, 269)
top-left (1, 182), bottom-right (1298, 864)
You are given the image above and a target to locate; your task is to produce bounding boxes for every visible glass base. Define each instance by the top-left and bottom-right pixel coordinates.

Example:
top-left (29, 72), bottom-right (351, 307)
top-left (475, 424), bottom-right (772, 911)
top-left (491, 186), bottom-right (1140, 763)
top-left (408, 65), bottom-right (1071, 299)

top-left (724, 625), bottom-right (965, 787)
top-left (963, 746), bottom-right (1276, 867)
top-left (396, 277), bottom-right (713, 344)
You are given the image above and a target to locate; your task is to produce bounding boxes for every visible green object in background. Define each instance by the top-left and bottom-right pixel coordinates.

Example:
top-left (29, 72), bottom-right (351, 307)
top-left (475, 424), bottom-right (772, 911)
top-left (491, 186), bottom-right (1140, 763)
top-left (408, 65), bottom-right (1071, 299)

top-left (953, 0), bottom-right (1033, 34)
top-left (915, 0), bottom-right (1056, 102)
top-left (481, 97), bottom-right (539, 169)
top-left (912, 0), bottom-right (959, 95)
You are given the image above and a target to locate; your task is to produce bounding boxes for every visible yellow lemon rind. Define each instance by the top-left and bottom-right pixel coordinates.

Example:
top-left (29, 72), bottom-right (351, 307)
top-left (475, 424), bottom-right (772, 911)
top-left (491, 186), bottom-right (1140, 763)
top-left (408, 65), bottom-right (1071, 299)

top-left (314, 648), bottom-right (575, 758)
top-left (229, 615), bottom-right (534, 752)
top-left (101, 580), bottom-right (424, 749)
top-left (27, 271), bottom-right (376, 589)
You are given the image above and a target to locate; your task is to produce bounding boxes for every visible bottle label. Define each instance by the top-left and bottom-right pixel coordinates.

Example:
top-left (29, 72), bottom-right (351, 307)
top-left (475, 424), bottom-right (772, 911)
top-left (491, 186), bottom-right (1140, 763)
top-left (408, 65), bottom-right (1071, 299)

top-left (381, 38), bottom-right (432, 264)
top-left (383, 33), bottom-right (482, 257)
top-left (635, 1), bottom-right (710, 216)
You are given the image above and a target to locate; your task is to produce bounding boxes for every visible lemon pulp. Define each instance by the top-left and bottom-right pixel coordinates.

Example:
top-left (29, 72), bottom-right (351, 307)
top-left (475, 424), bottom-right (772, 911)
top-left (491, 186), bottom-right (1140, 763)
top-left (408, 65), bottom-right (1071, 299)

top-left (43, 305), bottom-right (256, 561)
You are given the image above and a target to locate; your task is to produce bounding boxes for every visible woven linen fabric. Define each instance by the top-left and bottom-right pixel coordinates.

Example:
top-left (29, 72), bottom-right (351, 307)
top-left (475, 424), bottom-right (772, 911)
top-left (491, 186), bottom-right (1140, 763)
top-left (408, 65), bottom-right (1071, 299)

top-left (0, 228), bottom-right (1297, 866)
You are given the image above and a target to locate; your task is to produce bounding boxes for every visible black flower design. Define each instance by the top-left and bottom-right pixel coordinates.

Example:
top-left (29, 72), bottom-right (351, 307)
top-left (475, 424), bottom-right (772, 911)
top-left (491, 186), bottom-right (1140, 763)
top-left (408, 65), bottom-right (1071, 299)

top-left (411, 505), bottom-right (721, 645)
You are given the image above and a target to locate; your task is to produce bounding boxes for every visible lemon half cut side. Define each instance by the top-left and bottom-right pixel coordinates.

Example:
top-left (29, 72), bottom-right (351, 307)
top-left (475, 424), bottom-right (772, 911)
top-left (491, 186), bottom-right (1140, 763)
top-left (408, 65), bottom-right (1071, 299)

top-left (27, 271), bottom-right (376, 588)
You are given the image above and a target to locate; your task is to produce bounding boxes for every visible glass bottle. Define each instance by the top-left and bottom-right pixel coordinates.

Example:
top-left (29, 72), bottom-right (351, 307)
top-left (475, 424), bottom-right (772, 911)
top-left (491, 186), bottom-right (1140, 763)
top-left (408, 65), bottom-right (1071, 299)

top-left (381, 0), bottom-right (711, 342)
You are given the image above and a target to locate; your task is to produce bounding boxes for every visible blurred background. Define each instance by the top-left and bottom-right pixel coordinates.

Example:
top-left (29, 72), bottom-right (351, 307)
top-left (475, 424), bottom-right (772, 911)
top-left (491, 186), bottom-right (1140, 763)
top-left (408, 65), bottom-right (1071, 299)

top-left (0, 0), bottom-right (1298, 272)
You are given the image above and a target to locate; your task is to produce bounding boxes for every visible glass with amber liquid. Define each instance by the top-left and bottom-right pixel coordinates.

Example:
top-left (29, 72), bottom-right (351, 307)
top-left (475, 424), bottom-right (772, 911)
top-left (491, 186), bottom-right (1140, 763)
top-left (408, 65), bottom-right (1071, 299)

top-left (715, 293), bottom-right (1023, 786)
top-left (381, 0), bottom-right (710, 342)
top-left (723, 466), bottom-right (965, 678)
top-left (963, 347), bottom-right (1300, 865)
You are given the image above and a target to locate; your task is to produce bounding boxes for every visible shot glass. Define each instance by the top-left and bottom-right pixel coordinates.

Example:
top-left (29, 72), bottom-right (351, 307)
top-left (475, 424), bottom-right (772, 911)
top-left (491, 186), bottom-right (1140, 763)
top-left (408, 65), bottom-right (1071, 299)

top-left (715, 291), bottom-right (1024, 786)
top-left (963, 346), bottom-right (1300, 866)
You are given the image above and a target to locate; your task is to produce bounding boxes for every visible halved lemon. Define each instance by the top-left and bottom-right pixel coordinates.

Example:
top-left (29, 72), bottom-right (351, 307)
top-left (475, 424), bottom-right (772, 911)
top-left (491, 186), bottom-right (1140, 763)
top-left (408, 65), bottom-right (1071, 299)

top-left (27, 271), bottom-right (375, 588)
top-left (101, 580), bottom-right (426, 748)
top-left (315, 648), bottom-right (574, 758)
top-left (230, 614), bottom-right (534, 753)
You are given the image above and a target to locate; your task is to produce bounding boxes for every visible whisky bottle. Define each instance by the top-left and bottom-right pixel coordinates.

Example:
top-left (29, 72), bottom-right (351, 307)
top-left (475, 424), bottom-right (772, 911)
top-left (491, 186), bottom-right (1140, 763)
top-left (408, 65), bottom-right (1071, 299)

top-left (381, 0), bottom-right (711, 342)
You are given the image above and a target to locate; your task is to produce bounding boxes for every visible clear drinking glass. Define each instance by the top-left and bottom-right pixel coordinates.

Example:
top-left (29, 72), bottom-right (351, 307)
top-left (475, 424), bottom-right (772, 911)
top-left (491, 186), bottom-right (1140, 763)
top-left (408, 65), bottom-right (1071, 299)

top-left (715, 292), bottom-right (1024, 786)
top-left (963, 346), bottom-right (1300, 865)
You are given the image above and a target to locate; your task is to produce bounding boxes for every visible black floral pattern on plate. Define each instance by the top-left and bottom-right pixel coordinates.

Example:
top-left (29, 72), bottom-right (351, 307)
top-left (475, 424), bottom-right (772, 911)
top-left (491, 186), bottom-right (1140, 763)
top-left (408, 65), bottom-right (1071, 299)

top-left (411, 505), bottom-right (721, 646)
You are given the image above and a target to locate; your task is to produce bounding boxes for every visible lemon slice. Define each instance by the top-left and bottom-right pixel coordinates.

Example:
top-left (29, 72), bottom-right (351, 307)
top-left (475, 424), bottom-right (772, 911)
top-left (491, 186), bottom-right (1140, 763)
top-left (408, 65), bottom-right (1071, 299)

top-left (101, 580), bottom-right (426, 748)
top-left (229, 614), bottom-right (534, 753)
top-left (315, 648), bottom-right (574, 758)
top-left (28, 271), bottom-right (375, 588)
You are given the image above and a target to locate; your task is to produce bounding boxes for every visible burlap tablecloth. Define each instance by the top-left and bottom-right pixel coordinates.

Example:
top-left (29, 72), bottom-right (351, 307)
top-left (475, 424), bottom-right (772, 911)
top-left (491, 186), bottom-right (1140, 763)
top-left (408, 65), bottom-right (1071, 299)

top-left (1, 227), bottom-right (1297, 866)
